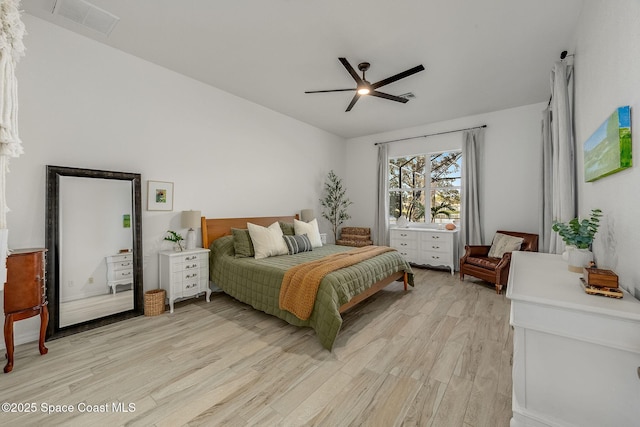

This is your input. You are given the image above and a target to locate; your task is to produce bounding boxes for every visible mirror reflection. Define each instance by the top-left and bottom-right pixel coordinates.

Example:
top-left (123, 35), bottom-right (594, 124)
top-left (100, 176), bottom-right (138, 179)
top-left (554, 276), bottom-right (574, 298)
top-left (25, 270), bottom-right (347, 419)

top-left (58, 176), bottom-right (134, 327)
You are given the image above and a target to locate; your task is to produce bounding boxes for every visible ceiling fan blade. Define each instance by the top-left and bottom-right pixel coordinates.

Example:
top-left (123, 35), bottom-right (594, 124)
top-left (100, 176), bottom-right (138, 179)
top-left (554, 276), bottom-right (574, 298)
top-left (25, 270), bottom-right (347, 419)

top-left (345, 93), bottom-right (361, 112)
top-left (339, 57), bottom-right (364, 85)
top-left (370, 64), bottom-right (425, 90)
top-left (305, 88), bottom-right (356, 93)
top-left (369, 90), bottom-right (409, 103)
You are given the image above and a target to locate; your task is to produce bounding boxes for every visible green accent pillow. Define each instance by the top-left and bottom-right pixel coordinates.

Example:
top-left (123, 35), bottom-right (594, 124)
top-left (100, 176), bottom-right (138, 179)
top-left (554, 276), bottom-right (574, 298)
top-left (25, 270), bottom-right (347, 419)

top-left (279, 221), bottom-right (295, 236)
top-left (232, 228), bottom-right (254, 258)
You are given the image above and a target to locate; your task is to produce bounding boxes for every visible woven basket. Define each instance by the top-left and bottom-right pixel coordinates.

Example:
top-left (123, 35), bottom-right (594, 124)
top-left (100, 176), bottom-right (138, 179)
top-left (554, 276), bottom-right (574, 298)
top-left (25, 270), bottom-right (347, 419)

top-left (144, 289), bottom-right (166, 316)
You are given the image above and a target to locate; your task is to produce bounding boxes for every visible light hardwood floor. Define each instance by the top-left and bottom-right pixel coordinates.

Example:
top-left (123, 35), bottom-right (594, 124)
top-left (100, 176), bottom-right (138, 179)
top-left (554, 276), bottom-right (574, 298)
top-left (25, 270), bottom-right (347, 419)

top-left (1, 268), bottom-right (512, 426)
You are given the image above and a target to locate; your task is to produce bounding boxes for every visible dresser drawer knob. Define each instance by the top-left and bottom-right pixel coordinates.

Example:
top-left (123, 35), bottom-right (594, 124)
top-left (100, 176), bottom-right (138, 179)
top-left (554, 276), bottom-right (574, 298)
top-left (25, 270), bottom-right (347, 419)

top-left (432, 246), bottom-right (439, 249)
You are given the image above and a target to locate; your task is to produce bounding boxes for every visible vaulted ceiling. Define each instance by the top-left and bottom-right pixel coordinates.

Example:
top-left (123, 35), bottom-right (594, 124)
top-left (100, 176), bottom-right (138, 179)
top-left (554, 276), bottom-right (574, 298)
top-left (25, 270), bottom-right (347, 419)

top-left (23, 0), bottom-right (584, 138)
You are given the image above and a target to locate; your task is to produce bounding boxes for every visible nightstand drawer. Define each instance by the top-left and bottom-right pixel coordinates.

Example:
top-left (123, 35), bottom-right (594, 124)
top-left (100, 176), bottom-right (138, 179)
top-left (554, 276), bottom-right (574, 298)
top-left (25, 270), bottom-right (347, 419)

top-left (112, 269), bottom-right (133, 281)
top-left (182, 280), bottom-right (201, 297)
top-left (182, 269), bottom-right (201, 281)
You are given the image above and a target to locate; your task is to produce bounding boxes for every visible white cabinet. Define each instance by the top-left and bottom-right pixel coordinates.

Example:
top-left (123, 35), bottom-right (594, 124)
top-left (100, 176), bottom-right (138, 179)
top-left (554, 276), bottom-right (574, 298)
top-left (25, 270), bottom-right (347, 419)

top-left (389, 227), bottom-right (458, 275)
top-left (106, 252), bottom-right (134, 294)
top-left (507, 251), bottom-right (640, 427)
top-left (159, 248), bottom-right (211, 313)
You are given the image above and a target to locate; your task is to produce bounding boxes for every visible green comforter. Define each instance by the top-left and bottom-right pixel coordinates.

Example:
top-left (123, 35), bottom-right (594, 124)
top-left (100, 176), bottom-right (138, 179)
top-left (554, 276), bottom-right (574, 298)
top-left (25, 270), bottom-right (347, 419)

top-left (209, 236), bottom-right (414, 350)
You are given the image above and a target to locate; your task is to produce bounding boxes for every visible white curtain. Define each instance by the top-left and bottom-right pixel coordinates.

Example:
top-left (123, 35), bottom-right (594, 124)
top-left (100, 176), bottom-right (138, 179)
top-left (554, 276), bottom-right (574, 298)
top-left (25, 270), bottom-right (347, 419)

top-left (540, 61), bottom-right (576, 254)
top-left (0, 0), bottom-right (26, 289)
top-left (374, 143), bottom-right (389, 246)
top-left (461, 128), bottom-right (484, 248)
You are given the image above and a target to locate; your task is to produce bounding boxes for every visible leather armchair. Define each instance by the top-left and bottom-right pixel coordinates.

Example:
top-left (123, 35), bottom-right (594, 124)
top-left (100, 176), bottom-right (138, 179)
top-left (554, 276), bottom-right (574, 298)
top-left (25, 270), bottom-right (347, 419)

top-left (459, 230), bottom-right (539, 294)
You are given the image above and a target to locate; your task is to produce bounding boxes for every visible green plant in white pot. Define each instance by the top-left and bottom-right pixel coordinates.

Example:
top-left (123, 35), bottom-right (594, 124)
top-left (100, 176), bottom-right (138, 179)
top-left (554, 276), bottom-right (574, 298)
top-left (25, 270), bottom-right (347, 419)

top-left (552, 208), bottom-right (602, 272)
top-left (164, 230), bottom-right (184, 252)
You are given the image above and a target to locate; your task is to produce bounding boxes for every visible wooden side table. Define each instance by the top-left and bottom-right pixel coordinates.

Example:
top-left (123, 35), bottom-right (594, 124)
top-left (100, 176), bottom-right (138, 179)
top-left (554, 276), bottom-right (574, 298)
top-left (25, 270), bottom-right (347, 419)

top-left (3, 248), bottom-right (48, 373)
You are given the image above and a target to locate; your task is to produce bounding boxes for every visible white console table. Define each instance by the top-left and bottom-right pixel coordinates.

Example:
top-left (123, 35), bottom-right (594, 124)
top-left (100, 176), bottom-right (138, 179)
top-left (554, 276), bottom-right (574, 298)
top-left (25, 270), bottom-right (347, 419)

top-left (506, 251), bottom-right (640, 427)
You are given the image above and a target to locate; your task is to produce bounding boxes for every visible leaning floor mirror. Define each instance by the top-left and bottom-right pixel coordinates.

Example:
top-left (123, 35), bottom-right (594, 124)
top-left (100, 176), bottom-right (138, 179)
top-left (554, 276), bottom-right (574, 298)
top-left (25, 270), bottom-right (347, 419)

top-left (45, 166), bottom-right (143, 339)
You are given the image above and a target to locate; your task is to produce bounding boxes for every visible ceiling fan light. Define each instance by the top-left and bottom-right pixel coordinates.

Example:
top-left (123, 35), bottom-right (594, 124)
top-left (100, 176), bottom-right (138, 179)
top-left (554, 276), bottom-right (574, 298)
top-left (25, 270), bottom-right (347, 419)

top-left (357, 87), bottom-right (370, 95)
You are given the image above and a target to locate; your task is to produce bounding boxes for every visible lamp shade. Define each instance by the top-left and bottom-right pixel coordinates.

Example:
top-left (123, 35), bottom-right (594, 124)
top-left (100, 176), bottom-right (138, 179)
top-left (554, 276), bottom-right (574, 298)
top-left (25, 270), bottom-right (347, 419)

top-left (300, 209), bottom-right (315, 222)
top-left (181, 210), bottom-right (201, 229)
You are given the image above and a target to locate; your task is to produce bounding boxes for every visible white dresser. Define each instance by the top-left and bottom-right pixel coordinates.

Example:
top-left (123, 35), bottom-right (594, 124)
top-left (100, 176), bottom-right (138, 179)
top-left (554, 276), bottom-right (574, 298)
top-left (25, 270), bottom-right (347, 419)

top-left (106, 252), bottom-right (134, 294)
top-left (507, 251), bottom-right (640, 427)
top-left (159, 248), bottom-right (211, 313)
top-left (389, 227), bottom-right (458, 275)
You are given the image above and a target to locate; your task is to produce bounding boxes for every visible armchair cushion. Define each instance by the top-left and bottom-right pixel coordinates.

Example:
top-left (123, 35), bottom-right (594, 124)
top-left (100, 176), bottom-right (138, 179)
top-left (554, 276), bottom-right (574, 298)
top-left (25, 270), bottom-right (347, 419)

top-left (465, 255), bottom-right (501, 270)
top-left (488, 232), bottom-right (524, 258)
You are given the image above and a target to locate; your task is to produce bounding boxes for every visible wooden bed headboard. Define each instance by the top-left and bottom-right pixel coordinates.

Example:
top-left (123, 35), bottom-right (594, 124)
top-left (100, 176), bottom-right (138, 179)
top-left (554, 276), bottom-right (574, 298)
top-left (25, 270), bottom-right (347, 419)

top-left (201, 215), bottom-right (299, 249)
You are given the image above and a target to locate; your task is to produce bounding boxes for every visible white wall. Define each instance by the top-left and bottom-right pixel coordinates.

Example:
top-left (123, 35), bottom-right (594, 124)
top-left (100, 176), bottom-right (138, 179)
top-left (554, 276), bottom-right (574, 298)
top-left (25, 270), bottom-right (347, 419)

top-left (573, 0), bottom-right (640, 298)
top-left (345, 103), bottom-right (544, 245)
top-left (2, 15), bottom-right (345, 348)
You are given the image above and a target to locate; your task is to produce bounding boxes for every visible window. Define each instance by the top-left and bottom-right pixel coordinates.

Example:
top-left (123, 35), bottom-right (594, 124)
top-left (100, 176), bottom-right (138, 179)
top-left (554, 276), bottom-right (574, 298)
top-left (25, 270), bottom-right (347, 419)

top-left (389, 151), bottom-right (461, 224)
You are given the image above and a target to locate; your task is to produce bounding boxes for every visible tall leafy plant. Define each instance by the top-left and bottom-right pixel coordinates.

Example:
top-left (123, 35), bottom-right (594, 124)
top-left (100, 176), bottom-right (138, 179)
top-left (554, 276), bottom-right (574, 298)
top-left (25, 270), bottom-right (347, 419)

top-left (320, 170), bottom-right (352, 242)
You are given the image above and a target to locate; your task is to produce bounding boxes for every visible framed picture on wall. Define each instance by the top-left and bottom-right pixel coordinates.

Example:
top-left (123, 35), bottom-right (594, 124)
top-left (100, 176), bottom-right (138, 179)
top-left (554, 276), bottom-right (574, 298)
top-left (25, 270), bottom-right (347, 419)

top-left (147, 180), bottom-right (174, 211)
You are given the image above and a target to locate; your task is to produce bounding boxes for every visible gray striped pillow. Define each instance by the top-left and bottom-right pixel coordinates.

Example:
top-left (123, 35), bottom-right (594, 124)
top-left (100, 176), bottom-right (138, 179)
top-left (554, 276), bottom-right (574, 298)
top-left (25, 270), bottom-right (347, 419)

top-left (283, 234), bottom-right (313, 255)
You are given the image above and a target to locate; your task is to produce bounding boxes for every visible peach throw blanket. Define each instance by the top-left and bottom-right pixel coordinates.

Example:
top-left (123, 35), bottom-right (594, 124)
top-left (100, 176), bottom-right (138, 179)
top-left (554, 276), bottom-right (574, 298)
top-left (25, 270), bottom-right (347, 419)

top-left (279, 245), bottom-right (395, 320)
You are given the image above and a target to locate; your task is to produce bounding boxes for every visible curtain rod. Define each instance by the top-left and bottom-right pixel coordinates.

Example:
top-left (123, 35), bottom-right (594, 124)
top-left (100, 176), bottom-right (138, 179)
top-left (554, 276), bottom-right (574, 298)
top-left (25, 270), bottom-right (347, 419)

top-left (374, 124), bottom-right (487, 146)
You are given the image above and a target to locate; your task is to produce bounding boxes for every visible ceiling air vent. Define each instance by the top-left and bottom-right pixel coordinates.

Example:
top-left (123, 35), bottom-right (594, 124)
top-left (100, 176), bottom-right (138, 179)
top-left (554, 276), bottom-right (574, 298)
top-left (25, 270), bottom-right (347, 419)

top-left (52, 0), bottom-right (120, 36)
top-left (398, 92), bottom-right (416, 100)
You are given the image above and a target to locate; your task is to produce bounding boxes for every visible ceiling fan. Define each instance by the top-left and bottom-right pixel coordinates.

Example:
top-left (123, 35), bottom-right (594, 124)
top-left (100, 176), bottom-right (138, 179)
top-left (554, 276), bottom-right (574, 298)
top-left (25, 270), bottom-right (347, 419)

top-left (305, 57), bottom-right (425, 112)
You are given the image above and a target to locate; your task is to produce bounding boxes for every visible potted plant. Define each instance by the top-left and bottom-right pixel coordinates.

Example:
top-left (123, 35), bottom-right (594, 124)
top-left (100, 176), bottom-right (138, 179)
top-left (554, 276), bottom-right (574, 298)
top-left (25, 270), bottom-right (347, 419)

top-left (320, 170), bottom-right (352, 243)
top-left (552, 208), bottom-right (602, 272)
top-left (164, 230), bottom-right (184, 251)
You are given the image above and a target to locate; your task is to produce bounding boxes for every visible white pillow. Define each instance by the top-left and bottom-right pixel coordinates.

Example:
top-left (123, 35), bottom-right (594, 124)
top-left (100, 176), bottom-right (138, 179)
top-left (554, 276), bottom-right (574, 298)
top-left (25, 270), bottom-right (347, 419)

top-left (294, 218), bottom-right (323, 248)
top-left (247, 222), bottom-right (289, 259)
top-left (488, 233), bottom-right (524, 258)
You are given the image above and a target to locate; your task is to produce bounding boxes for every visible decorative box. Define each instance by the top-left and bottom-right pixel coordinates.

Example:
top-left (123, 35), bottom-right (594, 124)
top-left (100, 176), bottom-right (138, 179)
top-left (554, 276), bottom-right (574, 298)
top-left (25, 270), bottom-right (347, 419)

top-left (583, 267), bottom-right (618, 288)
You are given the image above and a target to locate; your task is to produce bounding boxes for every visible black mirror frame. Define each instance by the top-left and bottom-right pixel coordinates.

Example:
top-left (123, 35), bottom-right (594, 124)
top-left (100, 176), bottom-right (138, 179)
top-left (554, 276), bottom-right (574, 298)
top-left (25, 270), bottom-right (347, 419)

top-left (45, 165), bottom-right (144, 339)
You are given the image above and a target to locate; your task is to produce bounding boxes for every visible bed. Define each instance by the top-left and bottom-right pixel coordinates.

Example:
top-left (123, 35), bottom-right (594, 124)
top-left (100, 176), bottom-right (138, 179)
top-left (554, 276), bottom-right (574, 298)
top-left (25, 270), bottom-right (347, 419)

top-left (201, 215), bottom-right (414, 350)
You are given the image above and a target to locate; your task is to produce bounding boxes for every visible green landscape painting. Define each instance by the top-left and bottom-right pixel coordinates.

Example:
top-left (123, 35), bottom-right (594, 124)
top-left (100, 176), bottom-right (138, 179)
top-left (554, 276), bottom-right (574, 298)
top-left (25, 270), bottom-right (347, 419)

top-left (584, 105), bottom-right (632, 182)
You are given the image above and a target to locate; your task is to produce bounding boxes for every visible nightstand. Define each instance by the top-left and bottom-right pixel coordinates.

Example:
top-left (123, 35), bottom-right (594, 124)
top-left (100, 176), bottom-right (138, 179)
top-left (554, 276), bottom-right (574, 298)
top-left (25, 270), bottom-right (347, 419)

top-left (159, 248), bottom-right (211, 313)
top-left (106, 252), bottom-right (134, 294)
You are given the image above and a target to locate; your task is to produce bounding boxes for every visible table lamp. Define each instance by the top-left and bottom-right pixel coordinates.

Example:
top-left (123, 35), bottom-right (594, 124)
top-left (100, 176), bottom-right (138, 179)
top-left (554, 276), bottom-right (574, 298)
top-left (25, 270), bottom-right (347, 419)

top-left (300, 209), bottom-right (315, 222)
top-left (181, 210), bottom-right (201, 250)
